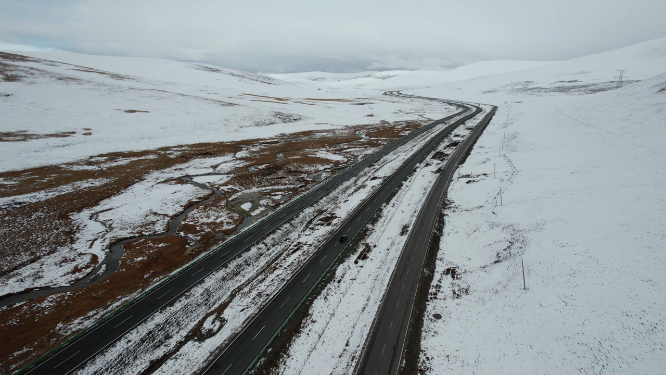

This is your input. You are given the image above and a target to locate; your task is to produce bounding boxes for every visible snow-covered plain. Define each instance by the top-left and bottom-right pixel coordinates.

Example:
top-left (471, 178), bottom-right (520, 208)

top-left (0, 51), bottom-right (449, 172)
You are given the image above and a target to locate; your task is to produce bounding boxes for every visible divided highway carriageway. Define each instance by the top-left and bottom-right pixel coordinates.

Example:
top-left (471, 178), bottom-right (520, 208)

top-left (21, 95), bottom-right (489, 375)
top-left (357, 101), bottom-right (497, 375)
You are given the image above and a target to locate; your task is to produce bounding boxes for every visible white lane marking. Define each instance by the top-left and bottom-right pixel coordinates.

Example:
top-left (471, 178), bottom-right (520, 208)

top-left (320, 255), bottom-right (327, 263)
top-left (280, 297), bottom-right (291, 308)
top-left (252, 326), bottom-right (265, 340)
top-left (356, 217), bottom-right (361, 222)
top-left (303, 274), bottom-right (310, 283)
top-left (113, 314), bottom-right (134, 329)
top-left (53, 350), bottom-right (81, 369)
top-left (192, 268), bottom-right (203, 276)
top-left (157, 289), bottom-right (172, 299)
top-left (221, 364), bottom-right (232, 375)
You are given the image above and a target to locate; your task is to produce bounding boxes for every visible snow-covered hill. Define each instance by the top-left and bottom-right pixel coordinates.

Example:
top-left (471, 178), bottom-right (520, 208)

top-left (267, 37), bottom-right (666, 375)
top-left (269, 60), bottom-right (555, 90)
top-left (414, 70), bottom-right (666, 375)
top-left (411, 38), bottom-right (666, 375)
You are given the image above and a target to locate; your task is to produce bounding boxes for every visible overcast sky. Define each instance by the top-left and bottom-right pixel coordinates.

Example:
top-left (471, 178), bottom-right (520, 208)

top-left (1, 0), bottom-right (665, 73)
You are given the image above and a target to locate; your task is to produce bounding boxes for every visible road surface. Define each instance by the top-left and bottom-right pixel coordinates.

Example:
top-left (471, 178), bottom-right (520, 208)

top-left (202, 104), bottom-right (485, 375)
top-left (356, 105), bottom-right (497, 375)
top-left (21, 99), bottom-right (475, 375)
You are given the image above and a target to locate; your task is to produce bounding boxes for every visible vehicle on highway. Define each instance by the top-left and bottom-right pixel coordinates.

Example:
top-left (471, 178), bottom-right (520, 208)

top-left (339, 235), bottom-right (348, 243)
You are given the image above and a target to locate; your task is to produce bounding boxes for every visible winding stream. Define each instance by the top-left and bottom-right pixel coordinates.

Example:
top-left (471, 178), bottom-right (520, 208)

top-left (0, 147), bottom-right (352, 307)
top-left (0, 172), bottom-right (281, 307)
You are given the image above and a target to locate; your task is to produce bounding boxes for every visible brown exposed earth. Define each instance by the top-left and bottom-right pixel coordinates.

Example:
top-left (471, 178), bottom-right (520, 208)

top-left (0, 130), bottom-right (78, 142)
top-left (0, 118), bottom-right (429, 374)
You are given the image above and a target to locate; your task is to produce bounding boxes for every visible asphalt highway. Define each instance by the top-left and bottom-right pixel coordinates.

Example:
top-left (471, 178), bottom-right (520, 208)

top-left (202, 105), bottom-right (484, 375)
top-left (356, 105), bottom-right (497, 375)
top-left (21, 99), bottom-right (473, 375)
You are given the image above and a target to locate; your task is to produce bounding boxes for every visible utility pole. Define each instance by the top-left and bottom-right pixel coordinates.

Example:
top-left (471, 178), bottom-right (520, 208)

top-left (522, 258), bottom-right (526, 290)
top-left (500, 187), bottom-right (503, 206)
top-left (616, 70), bottom-right (626, 88)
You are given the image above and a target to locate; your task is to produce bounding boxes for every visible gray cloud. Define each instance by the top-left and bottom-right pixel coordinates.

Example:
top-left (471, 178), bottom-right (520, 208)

top-left (1, 0), bottom-right (665, 72)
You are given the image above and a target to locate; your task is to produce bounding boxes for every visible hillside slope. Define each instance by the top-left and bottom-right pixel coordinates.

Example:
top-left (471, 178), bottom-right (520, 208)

top-left (413, 40), bottom-right (666, 375)
top-left (265, 37), bottom-right (666, 375)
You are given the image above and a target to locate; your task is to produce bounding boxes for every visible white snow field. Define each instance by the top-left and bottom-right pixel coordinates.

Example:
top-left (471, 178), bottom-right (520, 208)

top-left (265, 37), bottom-right (666, 374)
top-left (0, 51), bottom-right (447, 173)
top-left (2, 35), bottom-right (665, 375)
top-left (408, 41), bottom-right (666, 374)
top-left (417, 76), bottom-right (666, 375)
top-left (268, 60), bottom-right (555, 90)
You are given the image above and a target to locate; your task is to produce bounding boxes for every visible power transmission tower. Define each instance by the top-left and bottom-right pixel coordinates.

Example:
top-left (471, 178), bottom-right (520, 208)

top-left (616, 70), bottom-right (626, 88)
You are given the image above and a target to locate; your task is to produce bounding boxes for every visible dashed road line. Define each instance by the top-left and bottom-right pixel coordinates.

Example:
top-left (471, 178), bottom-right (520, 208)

top-left (113, 315), bottom-right (134, 329)
top-left (157, 289), bottom-right (172, 299)
top-left (53, 350), bottom-right (81, 369)
top-left (252, 326), bottom-right (265, 341)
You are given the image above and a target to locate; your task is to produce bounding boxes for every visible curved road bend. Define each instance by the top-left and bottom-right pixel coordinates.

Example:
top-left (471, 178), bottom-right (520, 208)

top-left (202, 105), bottom-right (484, 375)
top-left (357, 106), bottom-right (497, 375)
top-left (21, 100), bottom-right (472, 375)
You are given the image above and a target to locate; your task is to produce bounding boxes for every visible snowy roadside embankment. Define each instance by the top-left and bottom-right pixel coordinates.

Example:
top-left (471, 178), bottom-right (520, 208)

top-left (73, 110), bottom-right (460, 375)
top-left (271, 115), bottom-right (483, 375)
top-left (419, 74), bottom-right (666, 374)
